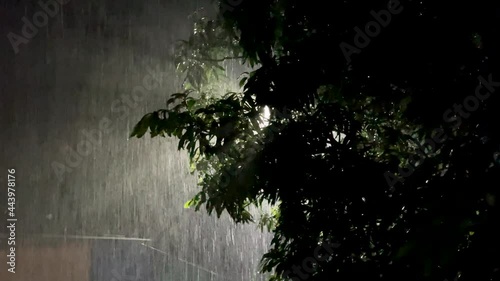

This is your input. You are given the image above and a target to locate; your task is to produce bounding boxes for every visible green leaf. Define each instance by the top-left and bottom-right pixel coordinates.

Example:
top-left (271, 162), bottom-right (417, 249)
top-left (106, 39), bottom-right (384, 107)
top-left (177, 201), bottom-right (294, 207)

top-left (130, 113), bottom-right (153, 138)
top-left (395, 241), bottom-right (416, 259)
top-left (186, 99), bottom-right (196, 109)
top-left (149, 113), bottom-right (162, 137)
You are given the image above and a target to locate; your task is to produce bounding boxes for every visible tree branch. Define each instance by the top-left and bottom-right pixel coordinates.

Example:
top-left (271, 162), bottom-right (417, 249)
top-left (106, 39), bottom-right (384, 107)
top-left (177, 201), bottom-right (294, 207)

top-left (199, 56), bottom-right (244, 62)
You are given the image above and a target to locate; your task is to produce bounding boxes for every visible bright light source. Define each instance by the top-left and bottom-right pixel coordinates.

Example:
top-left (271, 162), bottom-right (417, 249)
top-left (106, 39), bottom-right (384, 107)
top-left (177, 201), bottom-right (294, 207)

top-left (260, 106), bottom-right (271, 128)
top-left (332, 131), bottom-right (346, 142)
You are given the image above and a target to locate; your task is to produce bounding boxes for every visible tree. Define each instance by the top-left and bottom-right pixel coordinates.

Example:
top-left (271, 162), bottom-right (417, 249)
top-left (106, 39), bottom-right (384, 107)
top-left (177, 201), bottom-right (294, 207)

top-left (131, 1), bottom-right (500, 280)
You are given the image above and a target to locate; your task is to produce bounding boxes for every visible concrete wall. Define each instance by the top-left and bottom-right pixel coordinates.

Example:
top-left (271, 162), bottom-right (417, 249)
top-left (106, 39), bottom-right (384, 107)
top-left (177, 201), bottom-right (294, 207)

top-left (0, 1), bottom-right (270, 280)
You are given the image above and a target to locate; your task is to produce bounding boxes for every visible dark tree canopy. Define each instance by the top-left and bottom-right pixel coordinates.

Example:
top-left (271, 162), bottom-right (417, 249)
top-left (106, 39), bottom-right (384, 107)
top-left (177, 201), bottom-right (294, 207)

top-left (132, 1), bottom-right (500, 280)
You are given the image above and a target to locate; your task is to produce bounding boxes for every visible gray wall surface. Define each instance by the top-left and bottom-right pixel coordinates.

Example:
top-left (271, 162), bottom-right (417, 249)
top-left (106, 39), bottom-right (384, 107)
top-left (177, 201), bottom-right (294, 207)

top-left (0, 1), bottom-right (270, 280)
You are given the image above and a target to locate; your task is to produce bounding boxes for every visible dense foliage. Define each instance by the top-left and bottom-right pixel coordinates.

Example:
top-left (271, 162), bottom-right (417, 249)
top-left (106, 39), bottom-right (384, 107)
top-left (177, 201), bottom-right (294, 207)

top-left (132, 1), bottom-right (500, 280)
